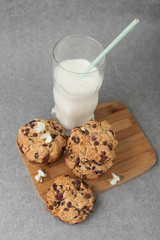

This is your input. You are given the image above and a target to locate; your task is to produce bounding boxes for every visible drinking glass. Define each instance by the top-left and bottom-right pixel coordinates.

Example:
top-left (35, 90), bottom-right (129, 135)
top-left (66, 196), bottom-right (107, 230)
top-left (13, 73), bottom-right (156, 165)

top-left (52, 35), bottom-right (106, 131)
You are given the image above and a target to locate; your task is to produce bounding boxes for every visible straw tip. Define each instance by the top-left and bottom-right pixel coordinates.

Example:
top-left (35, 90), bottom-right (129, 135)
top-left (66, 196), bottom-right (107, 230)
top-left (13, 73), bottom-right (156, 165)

top-left (135, 18), bottom-right (140, 23)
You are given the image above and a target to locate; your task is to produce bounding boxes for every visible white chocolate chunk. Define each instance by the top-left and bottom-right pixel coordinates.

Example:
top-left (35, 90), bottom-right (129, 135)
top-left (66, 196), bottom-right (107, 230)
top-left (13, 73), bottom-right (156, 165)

top-left (35, 174), bottom-right (41, 182)
top-left (34, 122), bottom-right (45, 133)
top-left (38, 169), bottom-right (47, 177)
top-left (109, 173), bottom-right (120, 185)
top-left (112, 173), bottom-right (120, 182)
top-left (45, 135), bottom-right (52, 143)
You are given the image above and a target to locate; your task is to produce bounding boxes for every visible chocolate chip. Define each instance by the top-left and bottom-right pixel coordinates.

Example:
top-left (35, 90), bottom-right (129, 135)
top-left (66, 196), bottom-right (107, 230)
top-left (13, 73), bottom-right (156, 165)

top-left (64, 150), bottom-right (69, 157)
top-left (95, 170), bottom-right (103, 175)
top-left (24, 132), bottom-right (29, 136)
top-left (91, 135), bottom-right (97, 141)
top-left (82, 206), bottom-right (89, 214)
top-left (34, 153), bottom-right (39, 159)
top-left (19, 147), bottom-right (24, 154)
top-left (61, 201), bottom-right (65, 206)
top-left (71, 136), bottom-right (80, 144)
top-left (53, 184), bottom-right (57, 190)
top-left (42, 154), bottom-right (49, 163)
top-left (81, 129), bottom-right (89, 135)
top-left (99, 159), bottom-right (105, 164)
top-left (64, 208), bottom-right (69, 211)
top-left (55, 193), bottom-right (63, 201)
top-left (59, 129), bottom-right (62, 133)
top-left (86, 194), bottom-right (91, 199)
top-left (28, 137), bottom-right (32, 141)
top-left (108, 144), bottom-right (113, 151)
top-left (49, 205), bottom-right (53, 210)
top-left (92, 124), bottom-right (96, 128)
top-left (109, 129), bottom-right (114, 136)
top-left (94, 141), bottom-right (99, 146)
top-left (86, 167), bottom-right (90, 170)
top-left (33, 133), bottom-right (38, 137)
top-left (92, 166), bottom-right (95, 170)
top-left (29, 120), bottom-right (36, 124)
top-left (25, 128), bottom-right (30, 132)
top-left (75, 180), bottom-right (81, 190)
top-left (75, 157), bottom-right (80, 167)
top-left (103, 141), bottom-right (107, 145)
top-left (42, 144), bottom-right (48, 147)
top-left (71, 136), bottom-right (76, 142)
top-left (51, 134), bottom-right (57, 139)
top-left (49, 144), bottom-right (52, 148)
top-left (82, 181), bottom-right (89, 189)
top-left (71, 181), bottom-right (75, 185)
top-left (67, 202), bottom-right (72, 208)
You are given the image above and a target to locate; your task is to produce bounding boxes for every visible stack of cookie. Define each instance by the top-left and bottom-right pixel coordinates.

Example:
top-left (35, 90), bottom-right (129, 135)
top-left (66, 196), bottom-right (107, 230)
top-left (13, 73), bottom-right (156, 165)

top-left (17, 118), bottom-right (118, 224)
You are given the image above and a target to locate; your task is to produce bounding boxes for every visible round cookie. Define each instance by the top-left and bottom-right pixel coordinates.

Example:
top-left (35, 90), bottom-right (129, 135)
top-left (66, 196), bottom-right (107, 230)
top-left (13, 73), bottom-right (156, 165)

top-left (65, 120), bottom-right (118, 179)
top-left (46, 175), bottom-right (95, 224)
top-left (18, 118), bottom-right (66, 164)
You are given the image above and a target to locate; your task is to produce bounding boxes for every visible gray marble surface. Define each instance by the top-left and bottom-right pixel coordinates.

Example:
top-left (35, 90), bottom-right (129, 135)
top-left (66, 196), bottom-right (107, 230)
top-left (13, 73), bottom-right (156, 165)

top-left (0, 0), bottom-right (160, 239)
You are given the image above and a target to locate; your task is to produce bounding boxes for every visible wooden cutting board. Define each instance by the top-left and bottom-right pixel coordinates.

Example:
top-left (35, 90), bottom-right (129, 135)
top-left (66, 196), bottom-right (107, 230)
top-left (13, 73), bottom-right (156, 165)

top-left (17, 102), bottom-right (156, 203)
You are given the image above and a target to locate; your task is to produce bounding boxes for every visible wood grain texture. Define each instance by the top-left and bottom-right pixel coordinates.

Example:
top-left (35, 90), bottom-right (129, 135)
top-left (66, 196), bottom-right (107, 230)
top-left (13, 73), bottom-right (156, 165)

top-left (17, 102), bottom-right (156, 203)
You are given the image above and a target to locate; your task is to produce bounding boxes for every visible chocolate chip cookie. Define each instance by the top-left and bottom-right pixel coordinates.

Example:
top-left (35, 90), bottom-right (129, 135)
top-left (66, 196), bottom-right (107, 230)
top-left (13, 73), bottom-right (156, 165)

top-left (46, 175), bottom-right (95, 224)
top-left (65, 120), bottom-right (118, 179)
top-left (17, 118), bottom-right (66, 164)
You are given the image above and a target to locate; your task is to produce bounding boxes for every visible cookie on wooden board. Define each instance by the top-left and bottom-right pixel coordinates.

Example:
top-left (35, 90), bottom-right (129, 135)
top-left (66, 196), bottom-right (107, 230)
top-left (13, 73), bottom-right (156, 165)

top-left (46, 175), bottom-right (95, 224)
top-left (17, 118), bottom-right (66, 164)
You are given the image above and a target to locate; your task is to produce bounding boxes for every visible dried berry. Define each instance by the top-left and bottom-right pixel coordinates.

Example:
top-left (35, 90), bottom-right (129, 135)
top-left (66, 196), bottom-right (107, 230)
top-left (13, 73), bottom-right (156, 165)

top-left (42, 144), bottom-right (48, 147)
top-left (49, 205), bottom-right (53, 210)
top-left (42, 154), bottom-right (49, 163)
top-left (53, 201), bottom-right (57, 206)
top-left (94, 141), bottom-right (99, 146)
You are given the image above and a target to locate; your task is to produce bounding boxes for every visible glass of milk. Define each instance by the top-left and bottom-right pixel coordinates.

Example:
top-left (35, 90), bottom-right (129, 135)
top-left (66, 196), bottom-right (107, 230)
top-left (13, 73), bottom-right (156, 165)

top-left (52, 35), bottom-right (106, 131)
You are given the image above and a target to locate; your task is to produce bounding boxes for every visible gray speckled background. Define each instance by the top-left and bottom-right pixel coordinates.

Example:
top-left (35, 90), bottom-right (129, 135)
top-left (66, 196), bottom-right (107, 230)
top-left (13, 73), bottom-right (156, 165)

top-left (0, 1), bottom-right (160, 239)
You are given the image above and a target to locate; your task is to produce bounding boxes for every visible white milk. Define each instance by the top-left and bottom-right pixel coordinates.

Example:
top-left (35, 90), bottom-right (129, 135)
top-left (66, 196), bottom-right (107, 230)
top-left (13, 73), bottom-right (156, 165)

top-left (53, 59), bottom-right (102, 130)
